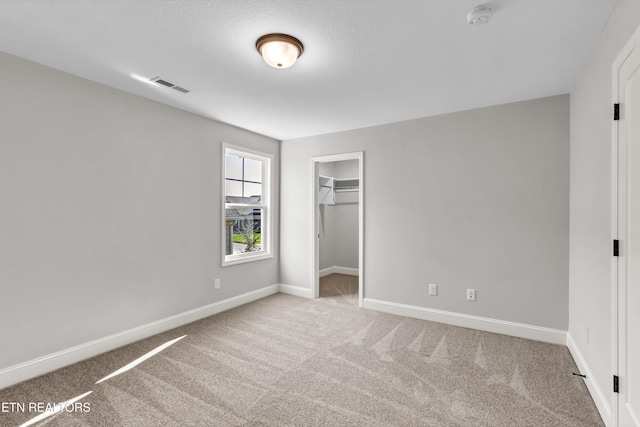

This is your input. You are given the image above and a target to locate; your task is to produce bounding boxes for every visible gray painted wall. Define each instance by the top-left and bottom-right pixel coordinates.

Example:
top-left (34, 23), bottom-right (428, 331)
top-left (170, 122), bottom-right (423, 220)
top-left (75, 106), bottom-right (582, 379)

top-left (282, 95), bottom-right (570, 330)
top-left (0, 52), bottom-right (280, 370)
top-left (569, 0), bottom-right (640, 414)
top-left (319, 160), bottom-right (359, 271)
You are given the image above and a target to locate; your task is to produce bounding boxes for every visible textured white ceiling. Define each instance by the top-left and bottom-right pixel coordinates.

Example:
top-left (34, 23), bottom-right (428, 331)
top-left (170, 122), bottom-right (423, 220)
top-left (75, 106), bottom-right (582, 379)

top-left (0, 0), bottom-right (618, 140)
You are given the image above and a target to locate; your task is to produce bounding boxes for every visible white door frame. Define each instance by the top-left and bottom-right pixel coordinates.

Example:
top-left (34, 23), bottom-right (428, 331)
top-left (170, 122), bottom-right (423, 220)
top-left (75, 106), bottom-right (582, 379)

top-left (612, 45), bottom-right (622, 427)
top-left (311, 152), bottom-right (364, 307)
top-left (612, 22), bottom-right (640, 427)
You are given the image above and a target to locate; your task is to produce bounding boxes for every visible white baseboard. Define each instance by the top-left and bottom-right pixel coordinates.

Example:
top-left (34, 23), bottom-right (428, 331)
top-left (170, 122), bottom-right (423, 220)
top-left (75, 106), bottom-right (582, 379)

top-left (362, 298), bottom-right (567, 345)
top-left (319, 266), bottom-right (359, 277)
top-left (278, 284), bottom-right (313, 299)
top-left (566, 333), bottom-right (612, 426)
top-left (0, 284), bottom-right (280, 390)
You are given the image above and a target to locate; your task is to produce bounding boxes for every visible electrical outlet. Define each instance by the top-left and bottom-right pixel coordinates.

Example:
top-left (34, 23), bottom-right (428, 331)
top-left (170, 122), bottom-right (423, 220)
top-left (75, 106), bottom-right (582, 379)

top-left (466, 288), bottom-right (476, 301)
top-left (429, 283), bottom-right (438, 296)
top-left (214, 278), bottom-right (220, 290)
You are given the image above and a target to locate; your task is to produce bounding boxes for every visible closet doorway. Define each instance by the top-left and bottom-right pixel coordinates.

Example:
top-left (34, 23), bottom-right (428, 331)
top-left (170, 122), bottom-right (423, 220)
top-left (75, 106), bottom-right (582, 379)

top-left (311, 152), bottom-right (364, 308)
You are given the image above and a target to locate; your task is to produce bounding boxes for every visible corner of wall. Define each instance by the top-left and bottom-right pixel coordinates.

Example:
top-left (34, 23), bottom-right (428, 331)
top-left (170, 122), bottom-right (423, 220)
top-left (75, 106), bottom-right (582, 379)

top-left (278, 284), bottom-right (313, 299)
top-left (566, 333), bottom-right (612, 426)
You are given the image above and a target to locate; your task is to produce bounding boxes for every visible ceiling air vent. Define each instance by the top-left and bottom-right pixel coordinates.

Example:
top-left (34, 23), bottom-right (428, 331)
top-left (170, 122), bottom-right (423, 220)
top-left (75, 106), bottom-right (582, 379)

top-left (172, 86), bottom-right (190, 93)
top-left (150, 76), bottom-right (190, 94)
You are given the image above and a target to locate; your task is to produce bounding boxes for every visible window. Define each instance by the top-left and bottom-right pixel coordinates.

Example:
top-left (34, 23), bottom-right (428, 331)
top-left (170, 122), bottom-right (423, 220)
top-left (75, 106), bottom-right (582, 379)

top-left (222, 144), bottom-right (272, 266)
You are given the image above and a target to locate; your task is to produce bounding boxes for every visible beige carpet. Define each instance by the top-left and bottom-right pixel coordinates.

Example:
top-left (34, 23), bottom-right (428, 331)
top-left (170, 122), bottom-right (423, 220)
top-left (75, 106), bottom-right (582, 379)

top-left (0, 274), bottom-right (603, 426)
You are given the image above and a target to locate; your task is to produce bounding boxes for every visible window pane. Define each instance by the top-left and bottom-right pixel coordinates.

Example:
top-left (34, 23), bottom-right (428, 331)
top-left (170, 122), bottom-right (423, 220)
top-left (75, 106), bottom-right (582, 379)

top-left (244, 157), bottom-right (262, 183)
top-left (225, 208), bottom-right (263, 255)
top-left (225, 180), bottom-right (242, 197)
top-left (244, 182), bottom-right (262, 200)
top-left (225, 154), bottom-right (243, 180)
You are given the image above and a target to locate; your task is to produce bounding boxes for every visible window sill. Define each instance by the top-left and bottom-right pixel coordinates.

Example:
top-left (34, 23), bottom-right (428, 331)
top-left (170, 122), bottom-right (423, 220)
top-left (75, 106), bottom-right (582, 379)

top-left (222, 252), bottom-right (273, 267)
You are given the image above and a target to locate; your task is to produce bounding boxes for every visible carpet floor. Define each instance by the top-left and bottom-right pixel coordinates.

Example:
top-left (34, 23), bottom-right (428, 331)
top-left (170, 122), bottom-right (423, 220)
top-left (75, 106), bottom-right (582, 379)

top-left (0, 274), bottom-right (603, 426)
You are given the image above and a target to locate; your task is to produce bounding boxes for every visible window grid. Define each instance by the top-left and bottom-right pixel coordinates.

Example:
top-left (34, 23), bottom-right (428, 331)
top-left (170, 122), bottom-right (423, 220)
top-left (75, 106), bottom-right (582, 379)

top-left (225, 156), bottom-right (263, 198)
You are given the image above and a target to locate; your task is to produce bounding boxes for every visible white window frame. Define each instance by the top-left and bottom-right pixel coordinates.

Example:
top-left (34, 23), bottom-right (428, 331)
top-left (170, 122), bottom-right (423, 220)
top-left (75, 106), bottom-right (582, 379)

top-left (222, 143), bottom-right (273, 266)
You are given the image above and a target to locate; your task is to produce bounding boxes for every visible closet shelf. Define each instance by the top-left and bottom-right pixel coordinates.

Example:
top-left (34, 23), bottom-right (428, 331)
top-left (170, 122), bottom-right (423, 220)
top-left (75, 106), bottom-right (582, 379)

top-left (334, 178), bottom-right (359, 191)
top-left (319, 175), bottom-right (359, 205)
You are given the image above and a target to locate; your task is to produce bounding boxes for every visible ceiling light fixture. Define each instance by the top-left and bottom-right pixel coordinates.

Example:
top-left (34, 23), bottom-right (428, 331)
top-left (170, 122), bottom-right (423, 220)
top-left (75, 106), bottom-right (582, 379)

top-left (466, 5), bottom-right (493, 25)
top-left (256, 33), bottom-right (304, 69)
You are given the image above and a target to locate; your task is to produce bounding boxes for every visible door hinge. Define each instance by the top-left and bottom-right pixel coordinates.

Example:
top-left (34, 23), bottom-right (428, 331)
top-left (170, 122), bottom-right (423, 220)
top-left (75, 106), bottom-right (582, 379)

top-left (614, 239), bottom-right (619, 257)
top-left (614, 375), bottom-right (619, 393)
top-left (614, 103), bottom-right (620, 121)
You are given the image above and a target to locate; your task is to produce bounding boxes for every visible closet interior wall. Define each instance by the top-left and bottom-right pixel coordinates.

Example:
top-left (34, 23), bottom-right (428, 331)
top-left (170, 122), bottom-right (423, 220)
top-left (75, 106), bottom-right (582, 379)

top-left (319, 160), bottom-right (359, 274)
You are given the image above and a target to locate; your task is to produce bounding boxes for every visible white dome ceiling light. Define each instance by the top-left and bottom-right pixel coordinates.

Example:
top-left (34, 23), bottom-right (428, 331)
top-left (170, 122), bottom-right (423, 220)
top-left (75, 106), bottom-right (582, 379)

top-left (466, 5), bottom-right (493, 26)
top-left (256, 33), bottom-right (304, 69)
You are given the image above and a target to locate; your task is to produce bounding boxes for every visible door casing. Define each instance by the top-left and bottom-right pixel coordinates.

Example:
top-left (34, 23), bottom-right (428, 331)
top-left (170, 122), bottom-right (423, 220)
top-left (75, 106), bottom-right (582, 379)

top-left (612, 22), bottom-right (640, 427)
